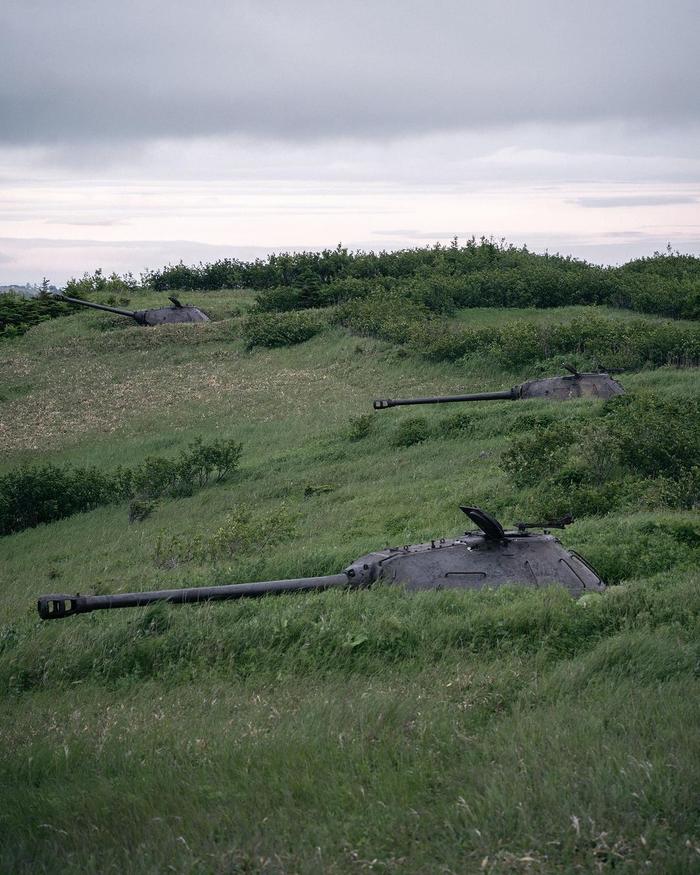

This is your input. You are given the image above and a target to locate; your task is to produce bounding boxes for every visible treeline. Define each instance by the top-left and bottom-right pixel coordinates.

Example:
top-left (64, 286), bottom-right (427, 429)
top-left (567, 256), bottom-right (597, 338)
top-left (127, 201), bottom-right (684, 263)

top-left (144, 240), bottom-right (700, 320)
top-left (0, 438), bottom-right (241, 536)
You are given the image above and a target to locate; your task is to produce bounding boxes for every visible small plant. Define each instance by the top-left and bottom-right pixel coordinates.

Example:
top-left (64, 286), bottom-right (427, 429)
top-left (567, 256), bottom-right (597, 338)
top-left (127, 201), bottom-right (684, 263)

top-left (128, 498), bottom-right (158, 523)
top-left (392, 417), bottom-right (431, 447)
top-left (347, 413), bottom-right (373, 441)
top-left (303, 483), bottom-right (335, 497)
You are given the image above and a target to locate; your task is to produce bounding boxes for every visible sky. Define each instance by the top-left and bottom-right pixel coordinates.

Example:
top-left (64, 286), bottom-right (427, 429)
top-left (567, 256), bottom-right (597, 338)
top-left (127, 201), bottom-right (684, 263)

top-left (1, 0), bottom-right (699, 285)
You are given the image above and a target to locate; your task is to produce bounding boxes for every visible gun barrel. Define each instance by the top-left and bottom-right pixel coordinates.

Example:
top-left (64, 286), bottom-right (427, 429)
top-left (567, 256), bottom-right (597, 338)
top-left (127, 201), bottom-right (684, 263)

top-left (374, 388), bottom-right (517, 409)
top-left (38, 574), bottom-right (350, 620)
top-left (59, 294), bottom-right (137, 320)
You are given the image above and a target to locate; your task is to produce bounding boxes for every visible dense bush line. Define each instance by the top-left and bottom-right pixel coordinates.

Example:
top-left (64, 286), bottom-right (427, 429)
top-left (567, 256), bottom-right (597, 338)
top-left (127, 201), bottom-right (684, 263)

top-left (242, 309), bottom-right (330, 349)
top-left (143, 240), bottom-right (700, 320)
top-left (0, 293), bottom-right (72, 339)
top-left (246, 294), bottom-right (700, 365)
top-left (502, 394), bottom-right (700, 518)
top-left (335, 293), bottom-right (700, 369)
top-left (0, 438), bottom-right (242, 535)
top-left (411, 314), bottom-right (700, 369)
top-left (64, 268), bottom-right (139, 298)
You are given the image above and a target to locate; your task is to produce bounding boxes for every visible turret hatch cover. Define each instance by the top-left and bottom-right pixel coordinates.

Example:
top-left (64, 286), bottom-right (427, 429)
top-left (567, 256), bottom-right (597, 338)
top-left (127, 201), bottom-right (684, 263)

top-left (459, 506), bottom-right (506, 540)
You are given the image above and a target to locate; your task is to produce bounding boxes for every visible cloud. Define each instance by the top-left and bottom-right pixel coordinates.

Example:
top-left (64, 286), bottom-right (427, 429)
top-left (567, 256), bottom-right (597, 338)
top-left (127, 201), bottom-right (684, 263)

top-left (1, 0), bottom-right (699, 146)
top-left (573, 195), bottom-right (698, 208)
top-left (1, 1), bottom-right (699, 281)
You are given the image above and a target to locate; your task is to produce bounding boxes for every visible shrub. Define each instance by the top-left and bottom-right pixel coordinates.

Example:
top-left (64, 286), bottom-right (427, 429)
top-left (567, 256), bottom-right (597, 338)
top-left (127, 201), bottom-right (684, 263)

top-left (575, 516), bottom-right (700, 583)
top-left (243, 309), bottom-right (328, 349)
top-left (336, 288), bottom-right (428, 344)
top-left (153, 505), bottom-right (296, 566)
top-left (0, 437), bottom-right (243, 536)
top-left (128, 498), bottom-right (158, 523)
top-left (392, 417), bottom-right (431, 447)
top-left (65, 268), bottom-right (139, 298)
top-left (0, 464), bottom-right (124, 534)
top-left (347, 414), bottom-right (374, 442)
top-left (502, 394), bottom-right (700, 517)
top-left (0, 293), bottom-right (72, 339)
top-left (408, 315), bottom-right (700, 370)
top-left (433, 412), bottom-right (475, 438)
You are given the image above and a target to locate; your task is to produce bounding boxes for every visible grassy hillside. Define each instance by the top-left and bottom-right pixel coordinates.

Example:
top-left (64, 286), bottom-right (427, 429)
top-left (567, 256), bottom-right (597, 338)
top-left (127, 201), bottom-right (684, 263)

top-left (1, 289), bottom-right (698, 873)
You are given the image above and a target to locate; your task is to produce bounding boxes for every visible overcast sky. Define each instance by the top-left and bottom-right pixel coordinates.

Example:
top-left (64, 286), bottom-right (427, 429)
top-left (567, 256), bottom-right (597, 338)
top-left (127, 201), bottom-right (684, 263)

top-left (1, 0), bottom-right (699, 284)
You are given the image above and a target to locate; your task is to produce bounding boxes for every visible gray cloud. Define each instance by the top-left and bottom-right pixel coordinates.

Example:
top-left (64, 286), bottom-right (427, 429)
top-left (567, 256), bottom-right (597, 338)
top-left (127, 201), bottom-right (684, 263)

top-left (573, 195), bottom-right (698, 208)
top-left (1, 0), bottom-right (699, 146)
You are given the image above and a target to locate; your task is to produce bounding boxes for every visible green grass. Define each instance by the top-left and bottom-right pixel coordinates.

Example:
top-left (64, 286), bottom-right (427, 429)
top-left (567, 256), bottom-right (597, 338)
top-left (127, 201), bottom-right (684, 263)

top-left (1, 300), bottom-right (698, 872)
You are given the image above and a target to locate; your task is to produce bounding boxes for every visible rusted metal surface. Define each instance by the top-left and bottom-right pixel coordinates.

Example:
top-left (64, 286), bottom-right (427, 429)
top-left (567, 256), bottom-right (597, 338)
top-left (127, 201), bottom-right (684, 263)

top-left (37, 507), bottom-right (605, 620)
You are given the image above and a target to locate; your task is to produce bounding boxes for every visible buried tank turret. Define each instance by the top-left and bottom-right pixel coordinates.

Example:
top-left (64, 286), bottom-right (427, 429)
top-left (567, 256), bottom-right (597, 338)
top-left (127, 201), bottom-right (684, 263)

top-left (37, 507), bottom-right (605, 620)
top-left (58, 293), bottom-right (209, 326)
top-left (374, 365), bottom-right (624, 410)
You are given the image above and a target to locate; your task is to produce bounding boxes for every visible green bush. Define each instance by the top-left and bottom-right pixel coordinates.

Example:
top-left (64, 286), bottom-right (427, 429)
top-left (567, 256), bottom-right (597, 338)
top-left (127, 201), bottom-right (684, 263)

top-left (347, 413), bottom-right (374, 441)
top-left (410, 315), bottom-right (700, 370)
top-left (336, 288), bottom-right (428, 343)
top-left (433, 411), bottom-right (475, 438)
top-left (64, 268), bottom-right (139, 298)
top-left (502, 394), bottom-right (700, 517)
top-left (0, 293), bottom-right (72, 339)
top-left (243, 309), bottom-right (328, 349)
top-left (577, 517), bottom-right (700, 583)
top-left (153, 505), bottom-right (296, 567)
top-left (392, 417), bottom-right (431, 447)
top-left (0, 464), bottom-right (126, 534)
top-left (0, 438), bottom-right (242, 536)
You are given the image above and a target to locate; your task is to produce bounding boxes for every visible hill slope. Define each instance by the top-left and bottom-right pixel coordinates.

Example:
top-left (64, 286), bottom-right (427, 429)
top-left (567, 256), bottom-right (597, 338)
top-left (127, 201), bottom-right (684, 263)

top-left (1, 292), bottom-right (698, 873)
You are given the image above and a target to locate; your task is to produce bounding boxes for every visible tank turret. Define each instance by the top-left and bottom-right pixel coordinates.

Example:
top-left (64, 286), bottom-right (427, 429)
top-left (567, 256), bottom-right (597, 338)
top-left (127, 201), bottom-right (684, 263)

top-left (37, 506), bottom-right (605, 619)
top-left (59, 294), bottom-right (209, 326)
top-left (374, 366), bottom-right (624, 409)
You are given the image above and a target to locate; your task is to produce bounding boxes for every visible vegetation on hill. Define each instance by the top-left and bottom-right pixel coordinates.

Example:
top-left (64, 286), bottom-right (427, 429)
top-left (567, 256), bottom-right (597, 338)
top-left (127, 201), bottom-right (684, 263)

top-left (0, 437), bottom-right (242, 535)
top-left (0, 263), bottom-right (698, 872)
top-left (144, 239), bottom-right (700, 319)
top-left (0, 291), bottom-right (72, 339)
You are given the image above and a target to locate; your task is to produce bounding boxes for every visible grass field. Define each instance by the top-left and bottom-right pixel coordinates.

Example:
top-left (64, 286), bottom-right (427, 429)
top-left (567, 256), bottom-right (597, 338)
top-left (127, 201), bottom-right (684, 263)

top-left (1, 293), bottom-right (698, 873)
